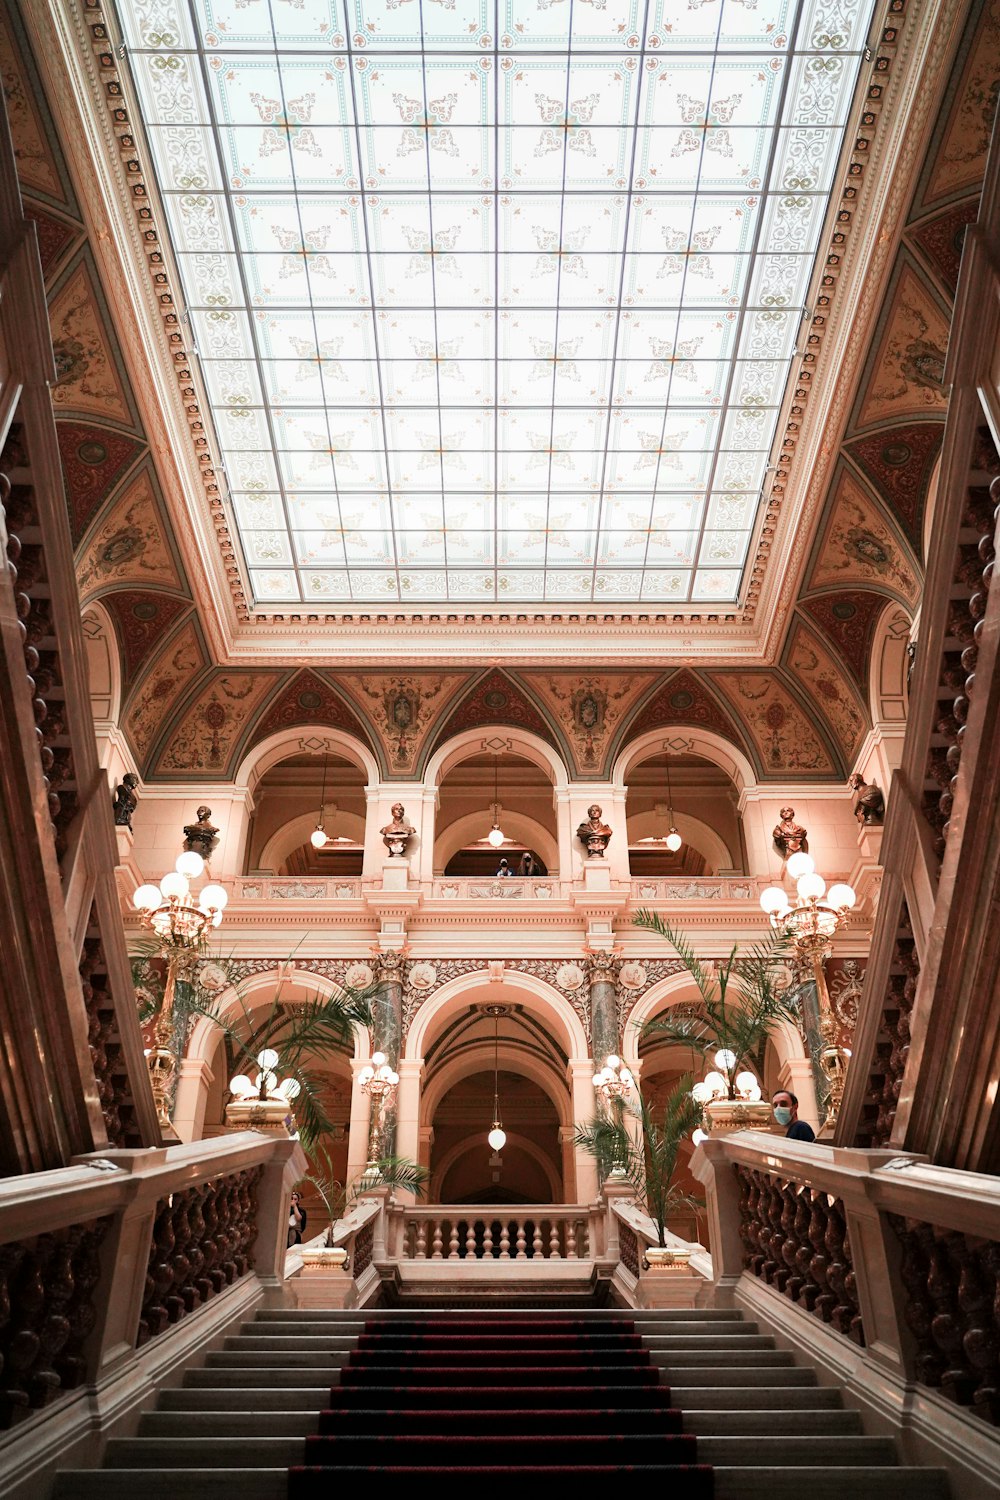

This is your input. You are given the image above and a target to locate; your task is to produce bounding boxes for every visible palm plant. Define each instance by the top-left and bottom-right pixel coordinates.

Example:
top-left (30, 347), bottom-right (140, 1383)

top-left (301, 1147), bottom-right (430, 1247)
top-left (633, 909), bottom-right (798, 1097)
top-left (575, 1077), bottom-right (703, 1247)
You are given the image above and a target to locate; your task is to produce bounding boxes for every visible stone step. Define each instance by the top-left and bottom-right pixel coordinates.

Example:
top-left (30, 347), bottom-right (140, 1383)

top-left (655, 1366), bottom-right (816, 1386)
top-left (205, 1350), bottom-right (352, 1368)
top-left (161, 1387), bottom-right (330, 1411)
top-left (252, 1307), bottom-right (738, 1321)
top-left (648, 1349), bottom-right (794, 1367)
top-left (671, 1385), bottom-right (841, 1410)
top-left (684, 1410), bottom-right (861, 1436)
top-left (104, 1434), bottom-right (899, 1470)
top-left (53, 1469), bottom-right (948, 1500)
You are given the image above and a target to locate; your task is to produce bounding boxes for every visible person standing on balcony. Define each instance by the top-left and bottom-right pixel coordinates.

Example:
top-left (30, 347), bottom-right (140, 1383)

top-left (772, 1090), bottom-right (815, 1142)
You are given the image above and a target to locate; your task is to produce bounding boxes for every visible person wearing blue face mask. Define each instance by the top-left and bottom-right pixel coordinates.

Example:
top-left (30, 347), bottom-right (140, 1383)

top-left (772, 1089), bottom-right (815, 1142)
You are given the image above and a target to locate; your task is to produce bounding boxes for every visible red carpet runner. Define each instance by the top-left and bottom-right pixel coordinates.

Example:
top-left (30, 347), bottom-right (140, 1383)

top-left (288, 1316), bottom-right (715, 1488)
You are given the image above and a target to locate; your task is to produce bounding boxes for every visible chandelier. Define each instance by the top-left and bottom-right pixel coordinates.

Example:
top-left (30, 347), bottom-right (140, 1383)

top-left (592, 1053), bottom-right (634, 1105)
top-left (358, 1050), bottom-right (399, 1101)
top-left (484, 1004), bottom-right (510, 1151)
top-left (310, 754), bottom-right (330, 849)
top-left (227, 1048), bottom-right (302, 1135)
top-left (133, 852), bottom-right (228, 1133)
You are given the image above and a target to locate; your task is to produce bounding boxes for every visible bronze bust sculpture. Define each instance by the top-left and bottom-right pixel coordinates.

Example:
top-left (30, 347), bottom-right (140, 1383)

top-left (577, 803), bottom-right (612, 858)
top-left (182, 806), bottom-right (219, 861)
top-left (380, 802), bottom-right (415, 857)
top-left (772, 806), bottom-right (808, 859)
top-left (112, 772), bottom-right (139, 831)
top-left (848, 772), bottom-right (885, 826)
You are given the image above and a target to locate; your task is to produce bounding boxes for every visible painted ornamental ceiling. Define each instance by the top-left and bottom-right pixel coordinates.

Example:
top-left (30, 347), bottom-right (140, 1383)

top-left (115, 0), bottom-right (875, 612)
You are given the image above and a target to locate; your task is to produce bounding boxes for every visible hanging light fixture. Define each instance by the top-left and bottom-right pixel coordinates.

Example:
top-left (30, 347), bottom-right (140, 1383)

top-left (310, 754), bottom-right (330, 849)
top-left (485, 1004), bottom-right (509, 1151)
top-left (486, 753), bottom-right (506, 848)
top-left (664, 752), bottom-right (682, 853)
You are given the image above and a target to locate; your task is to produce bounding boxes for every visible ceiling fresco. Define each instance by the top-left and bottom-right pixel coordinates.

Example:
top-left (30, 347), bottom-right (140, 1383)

top-left (0, 0), bottom-right (996, 782)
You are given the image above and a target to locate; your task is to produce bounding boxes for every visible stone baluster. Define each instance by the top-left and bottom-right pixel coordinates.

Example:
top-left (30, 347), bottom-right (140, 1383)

top-left (482, 1221), bottom-right (494, 1259)
top-left (532, 1221), bottom-right (543, 1259)
top-left (566, 1219), bottom-right (578, 1259)
top-left (448, 1221), bottom-right (460, 1259)
top-left (415, 1220), bottom-right (427, 1259)
top-left (431, 1219), bottom-right (443, 1260)
top-left (499, 1222), bottom-right (510, 1260)
top-left (465, 1221), bottom-right (477, 1259)
top-left (515, 1222), bottom-right (527, 1260)
top-left (549, 1221), bottom-right (561, 1259)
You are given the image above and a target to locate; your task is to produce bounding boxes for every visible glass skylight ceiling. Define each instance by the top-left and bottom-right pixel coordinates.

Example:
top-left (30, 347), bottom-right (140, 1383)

top-left (119, 0), bottom-right (873, 608)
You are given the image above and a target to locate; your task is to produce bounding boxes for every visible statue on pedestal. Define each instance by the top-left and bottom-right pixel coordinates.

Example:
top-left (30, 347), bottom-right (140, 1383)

top-left (577, 804), bottom-right (613, 858)
top-left (182, 806), bottom-right (219, 862)
top-left (848, 773), bottom-right (885, 826)
top-left (772, 807), bottom-right (808, 859)
top-left (380, 802), bottom-right (415, 857)
top-left (112, 772), bottom-right (139, 831)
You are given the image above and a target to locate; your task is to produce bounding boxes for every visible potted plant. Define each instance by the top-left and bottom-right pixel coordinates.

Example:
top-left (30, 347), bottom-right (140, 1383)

top-left (633, 911), bottom-right (797, 1134)
top-left (575, 1075), bottom-right (704, 1265)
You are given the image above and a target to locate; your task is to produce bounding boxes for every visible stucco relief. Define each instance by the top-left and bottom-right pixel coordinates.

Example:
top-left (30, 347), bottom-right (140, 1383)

top-left (713, 674), bottom-right (836, 776)
top-left (337, 672), bottom-right (469, 774)
top-left (75, 466), bottom-right (183, 600)
top-left (855, 264), bottom-right (950, 430)
top-left (48, 260), bottom-right (134, 426)
top-left (522, 673), bottom-right (655, 774)
top-left (806, 469), bottom-right (920, 605)
top-left (124, 619), bottom-right (206, 761)
top-left (785, 621), bottom-right (869, 762)
top-left (154, 671), bottom-right (281, 775)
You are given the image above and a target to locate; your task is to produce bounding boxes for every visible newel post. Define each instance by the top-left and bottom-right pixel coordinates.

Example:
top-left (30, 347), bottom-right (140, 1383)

top-left (256, 1136), bottom-right (308, 1296)
top-left (690, 1138), bottom-right (745, 1305)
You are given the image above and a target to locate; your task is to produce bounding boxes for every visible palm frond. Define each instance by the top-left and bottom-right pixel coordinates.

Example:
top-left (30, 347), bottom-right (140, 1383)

top-left (355, 1155), bottom-right (430, 1201)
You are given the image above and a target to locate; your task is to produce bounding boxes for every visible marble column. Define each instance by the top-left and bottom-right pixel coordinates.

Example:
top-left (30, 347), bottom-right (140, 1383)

top-left (584, 951), bottom-right (622, 1068)
top-left (370, 951), bottom-right (405, 1160)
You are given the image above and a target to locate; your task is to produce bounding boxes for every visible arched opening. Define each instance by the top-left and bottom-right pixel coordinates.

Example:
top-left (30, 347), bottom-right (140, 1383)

top-left (432, 1071), bottom-right (561, 1203)
top-left (625, 750), bottom-right (742, 876)
top-left (245, 750), bottom-right (367, 875)
top-left (435, 749), bottom-right (558, 876)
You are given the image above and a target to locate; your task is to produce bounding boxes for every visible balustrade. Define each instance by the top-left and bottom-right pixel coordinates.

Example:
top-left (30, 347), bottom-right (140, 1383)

top-left (399, 1207), bottom-right (589, 1261)
top-left (850, 899), bottom-right (919, 1150)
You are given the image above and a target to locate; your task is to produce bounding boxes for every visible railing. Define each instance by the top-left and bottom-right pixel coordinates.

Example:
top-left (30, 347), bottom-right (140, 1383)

top-left (0, 1132), bottom-right (302, 1436)
top-left (835, 120), bottom-right (1000, 1168)
top-left (0, 83), bottom-right (158, 1170)
top-left (693, 1132), bottom-right (1000, 1426)
top-left (430, 878), bottom-right (564, 901)
top-left (393, 1205), bottom-right (596, 1260)
top-left (232, 877), bottom-right (365, 901)
top-left (628, 876), bottom-right (767, 903)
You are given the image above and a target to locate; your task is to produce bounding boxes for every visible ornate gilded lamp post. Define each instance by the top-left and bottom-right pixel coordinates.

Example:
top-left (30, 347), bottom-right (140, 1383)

top-left (132, 851), bottom-right (228, 1134)
top-left (759, 852), bottom-right (856, 1127)
top-left (358, 1050), bottom-right (399, 1180)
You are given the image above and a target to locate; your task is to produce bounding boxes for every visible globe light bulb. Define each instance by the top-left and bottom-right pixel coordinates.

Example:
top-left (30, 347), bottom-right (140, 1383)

top-left (606, 1054), bottom-right (621, 1070)
top-left (199, 882), bottom-right (228, 912)
top-left (133, 883), bottom-right (161, 912)
top-left (372, 1051), bottom-right (386, 1068)
top-left (619, 1068), bottom-right (633, 1088)
top-left (175, 850), bottom-right (205, 880)
top-left (488, 1125), bottom-right (507, 1151)
top-left (278, 1077), bottom-right (301, 1101)
top-left (159, 870), bottom-right (189, 901)
top-left (692, 1128), bottom-right (709, 1147)
top-left (665, 829), bottom-right (683, 853)
top-left (691, 1081), bottom-right (713, 1105)
top-left (760, 885), bottom-right (790, 915)
top-left (359, 1066), bottom-right (374, 1087)
top-left (828, 882), bottom-right (857, 911)
top-left (310, 825), bottom-right (328, 849)
top-left (703, 1070), bottom-right (728, 1098)
top-left (487, 825), bottom-right (505, 848)
top-left (797, 872), bottom-right (826, 902)
top-left (229, 1074), bottom-right (253, 1098)
top-left (257, 1048), bottom-right (279, 1071)
top-left (786, 851), bottom-right (815, 880)
top-left (735, 1070), bottom-right (759, 1095)
top-left (592, 1072), bottom-right (604, 1088)
top-left (714, 1048), bottom-right (737, 1071)
top-left (387, 1069), bottom-right (399, 1087)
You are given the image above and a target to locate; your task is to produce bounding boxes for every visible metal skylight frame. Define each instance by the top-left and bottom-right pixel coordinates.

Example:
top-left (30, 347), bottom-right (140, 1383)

top-left (116, 0), bottom-right (875, 610)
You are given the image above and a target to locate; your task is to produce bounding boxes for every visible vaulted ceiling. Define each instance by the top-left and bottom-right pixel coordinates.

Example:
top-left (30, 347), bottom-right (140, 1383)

top-left (1, 0), bottom-right (997, 779)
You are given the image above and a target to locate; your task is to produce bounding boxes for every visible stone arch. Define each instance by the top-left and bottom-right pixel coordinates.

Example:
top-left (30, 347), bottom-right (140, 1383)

top-left (405, 970), bottom-right (589, 1065)
top-left (869, 600), bottom-right (912, 727)
top-left (620, 971), bottom-right (808, 1075)
top-left (80, 596), bottom-right (122, 728)
top-left (424, 727), bottom-right (570, 794)
top-left (234, 727), bottom-right (381, 798)
top-left (612, 727), bottom-right (757, 798)
top-left (625, 809), bottom-right (737, 874)
top-left (433, 810), bottom-right (559, 876)
top-left (431, 1133), bottom-right (562, 1203)
top-left (257, 810), bottom-right (367, 873)
top-left (185, 967), bottom-right (371, 1068)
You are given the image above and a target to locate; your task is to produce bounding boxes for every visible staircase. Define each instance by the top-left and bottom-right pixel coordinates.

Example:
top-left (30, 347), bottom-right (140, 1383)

top-left (53, 1307), bottom-right (949, 1498)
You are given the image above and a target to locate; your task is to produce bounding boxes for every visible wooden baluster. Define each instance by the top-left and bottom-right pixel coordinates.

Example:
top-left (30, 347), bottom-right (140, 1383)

top-left (415, 1220), bottom-right (427, 1259)
top-left (515, 1221), bottom-right (527, 1260)
top-left (483, 1221), bottom-right (494, 1259)
top-left (431, 1219), bottom-right (443, 1260)
top-left (448, 1221), bottom-right (460, 1260)
top-left (566, 1219), bottom-right (578, 1259)
top-left (466, 1221), bottom-right (477, 1259)
top-left (532, 1221), bottom-right (543, 1259)
top-left (549, 1220), bottom-right (561, 1259)
top-left (499, 1222), bottom-right (510, 1260)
